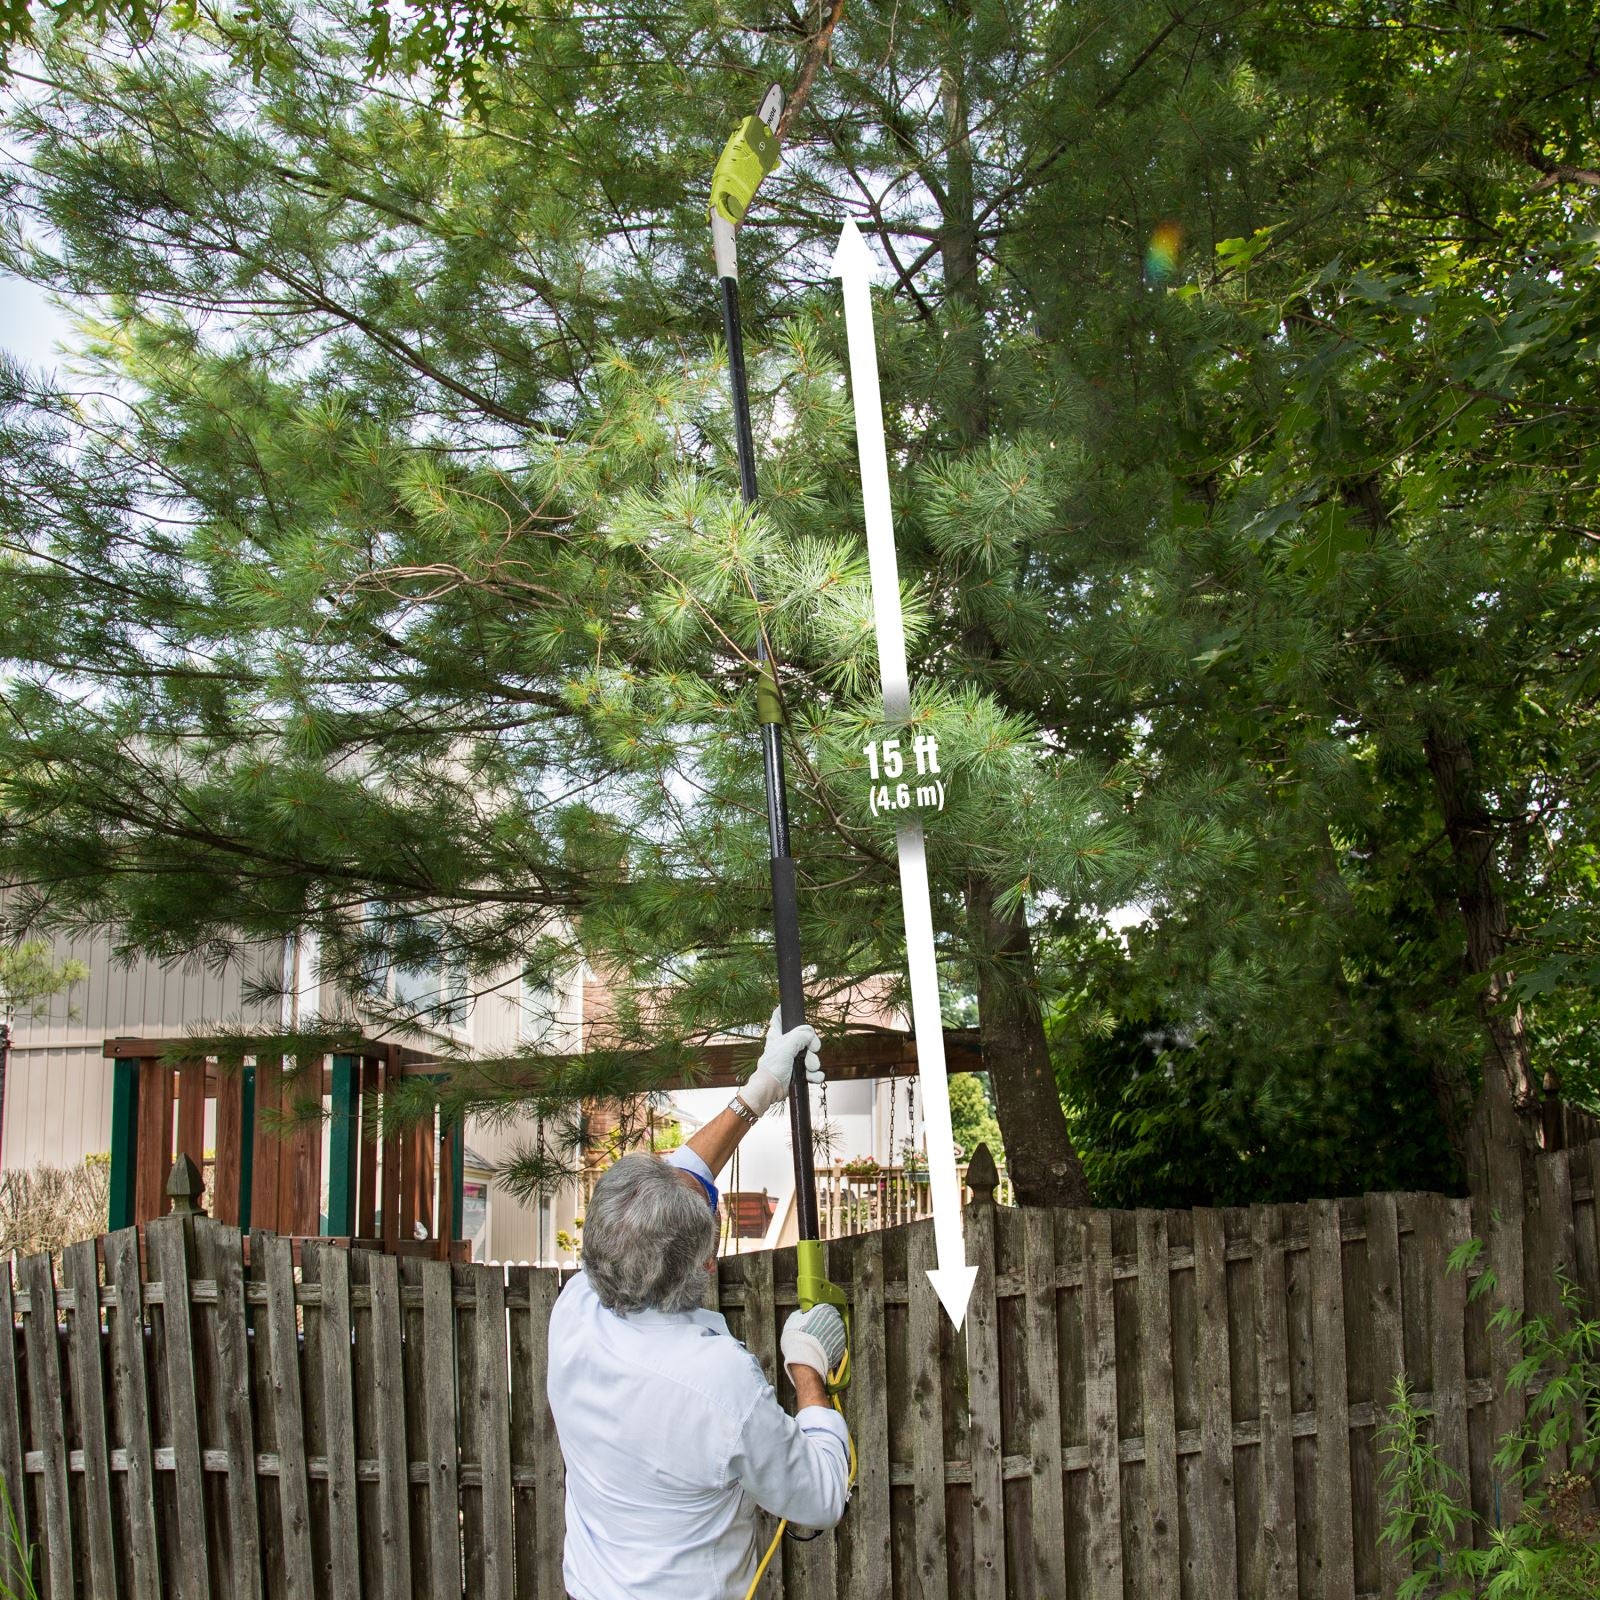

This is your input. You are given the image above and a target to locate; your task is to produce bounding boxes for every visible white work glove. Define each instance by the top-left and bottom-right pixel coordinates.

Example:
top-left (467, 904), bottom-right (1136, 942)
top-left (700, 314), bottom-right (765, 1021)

top-left (780, 1304), bottom-right (847, 1384)
top-left (738, 1006), bottom-right (824, 1117)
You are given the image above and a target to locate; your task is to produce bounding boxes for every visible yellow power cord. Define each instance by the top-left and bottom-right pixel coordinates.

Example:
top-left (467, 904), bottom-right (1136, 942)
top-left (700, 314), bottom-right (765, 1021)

top-left (744, 1348), bottom-right (859, 1598)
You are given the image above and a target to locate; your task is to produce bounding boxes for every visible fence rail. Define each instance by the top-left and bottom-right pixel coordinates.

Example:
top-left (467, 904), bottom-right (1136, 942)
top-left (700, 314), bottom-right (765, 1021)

top-left (1, 1137), bottom-right (1596, 1598)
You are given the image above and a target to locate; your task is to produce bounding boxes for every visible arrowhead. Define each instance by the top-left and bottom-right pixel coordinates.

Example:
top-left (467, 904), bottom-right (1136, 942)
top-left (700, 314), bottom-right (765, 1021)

top-left (925, 1264), bottom-right (980, 1330)
top-left (829, 217), bottom-right (877, 283)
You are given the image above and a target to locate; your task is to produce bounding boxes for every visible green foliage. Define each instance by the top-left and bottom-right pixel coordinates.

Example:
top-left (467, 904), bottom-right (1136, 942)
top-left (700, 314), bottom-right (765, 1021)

top-left (0, 0), bottom-right (1159, 1194)
top-left (1057, 1014), bottom-right (1460, 1210)
top-left (1380, 1272), bottom-right (1600, 1599)
top-left (949, 1072), bottom-right (1003, 1168)
top-left (0, 941), bottom-right (87, 1018)
top-left (1021, 0), bottom-right (1600, 1182)
top-left (0, 1473), bottom-right (38, 1600)
top-left (1051, 927), bottom-right (1462, 1207)
top-left (2, 0), bottom-right (1599, 1200)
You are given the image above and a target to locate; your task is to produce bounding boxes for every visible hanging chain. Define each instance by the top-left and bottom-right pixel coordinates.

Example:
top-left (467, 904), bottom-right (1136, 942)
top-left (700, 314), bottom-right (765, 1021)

top-left (885, 1064), bottom-right (897, 1170)
top-left (907, 1074), bottom-right (922, 1220)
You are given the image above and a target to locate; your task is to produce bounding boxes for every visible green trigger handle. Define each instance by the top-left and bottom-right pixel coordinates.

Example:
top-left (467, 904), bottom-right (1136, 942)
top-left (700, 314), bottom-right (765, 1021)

top-left (755, 659), bottom-right (786, 727)
top-left (796, 1237), bottom-right (851, 1393)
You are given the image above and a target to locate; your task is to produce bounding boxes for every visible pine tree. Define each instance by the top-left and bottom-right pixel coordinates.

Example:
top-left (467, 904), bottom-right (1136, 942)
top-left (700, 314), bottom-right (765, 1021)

top-left (0, 939), bottom-right (88, 1139)
top-left (1, 1), bottom-right (1176, 1202)
top-left (0, 942), bottom-right (86, 1016)
top-left (3, 1), bottom-right (1596, 1210)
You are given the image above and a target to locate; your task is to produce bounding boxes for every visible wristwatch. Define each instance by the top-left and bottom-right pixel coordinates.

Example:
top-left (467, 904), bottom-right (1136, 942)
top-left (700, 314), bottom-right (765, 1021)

top-left (728, 1093), bottom-right (762, 1126)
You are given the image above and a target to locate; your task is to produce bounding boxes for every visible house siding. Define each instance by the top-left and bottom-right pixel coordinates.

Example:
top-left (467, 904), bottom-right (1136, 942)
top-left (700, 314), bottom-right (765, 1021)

top-left (463, 962), bottom-right (584, 1263)
top-left (3, 928), bottom-right (281, 1170)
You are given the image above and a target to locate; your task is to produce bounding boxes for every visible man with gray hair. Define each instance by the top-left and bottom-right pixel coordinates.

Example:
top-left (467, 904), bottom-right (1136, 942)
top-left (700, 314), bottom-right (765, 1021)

top-left (548, 1008), bottom-right (852, 1599)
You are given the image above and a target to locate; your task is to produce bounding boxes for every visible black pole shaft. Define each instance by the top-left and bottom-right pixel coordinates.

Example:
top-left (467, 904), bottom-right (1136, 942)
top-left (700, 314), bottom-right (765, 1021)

top-left (719, 274), bottom-right (820, 1245)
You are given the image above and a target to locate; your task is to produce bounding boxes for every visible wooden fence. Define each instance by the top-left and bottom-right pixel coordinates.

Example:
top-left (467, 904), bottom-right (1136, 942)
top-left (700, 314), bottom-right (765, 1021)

top-left (1, 1138), bottom-right (1597, 1599)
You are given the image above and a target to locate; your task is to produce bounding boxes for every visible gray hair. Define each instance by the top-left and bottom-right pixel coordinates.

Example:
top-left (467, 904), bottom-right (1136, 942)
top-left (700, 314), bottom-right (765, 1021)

top-left (583, 1154), bottom-right (717, 1314)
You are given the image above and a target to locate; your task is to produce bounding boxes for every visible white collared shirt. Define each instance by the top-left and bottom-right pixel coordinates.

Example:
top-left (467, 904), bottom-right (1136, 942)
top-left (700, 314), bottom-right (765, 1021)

top-left (547, 1148), bottom-right (851, 1600)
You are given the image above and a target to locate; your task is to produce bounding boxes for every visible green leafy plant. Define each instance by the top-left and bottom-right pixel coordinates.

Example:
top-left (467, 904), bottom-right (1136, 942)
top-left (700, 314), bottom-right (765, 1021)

top-left (0, 1474), bottom-right (39, 1600)
top-left (0, 942), bottom-right (87, 1022)
top-left (647, 1118), bottom-right (683, 1154)
top-left (1380, 1268), bottom-right (1600, 1598)
top-left (555, 1213), bottom-right (584, 1261)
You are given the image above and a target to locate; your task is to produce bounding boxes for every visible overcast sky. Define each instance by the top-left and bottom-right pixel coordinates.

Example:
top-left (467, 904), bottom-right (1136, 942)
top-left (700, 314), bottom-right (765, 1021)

top-left (0, 271), bottom-right (76, 373)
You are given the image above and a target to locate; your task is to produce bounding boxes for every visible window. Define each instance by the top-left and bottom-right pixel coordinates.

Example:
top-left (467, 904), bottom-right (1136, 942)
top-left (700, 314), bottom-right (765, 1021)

top-left (520, 970), bottom-right (559, 1047)
top-left (365, 902), bottom-right (470, 1031)
top-left (393, 942), bottom-right (469, 1027)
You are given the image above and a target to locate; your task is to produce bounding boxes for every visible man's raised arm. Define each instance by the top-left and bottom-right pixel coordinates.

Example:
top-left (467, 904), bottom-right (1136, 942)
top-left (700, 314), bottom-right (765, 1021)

top-left (682, 1008), bottom-right (823, 1179)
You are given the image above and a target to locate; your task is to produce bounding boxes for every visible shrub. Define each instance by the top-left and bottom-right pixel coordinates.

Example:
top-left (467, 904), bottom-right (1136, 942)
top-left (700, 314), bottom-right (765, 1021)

top-left (1380, 1261), bottom-right (1600, 1598)
top-left (0, 1162), bottom-right (110, 1261)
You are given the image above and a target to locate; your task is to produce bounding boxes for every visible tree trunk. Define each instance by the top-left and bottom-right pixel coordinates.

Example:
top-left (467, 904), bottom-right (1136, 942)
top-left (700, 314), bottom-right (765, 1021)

top-left (965, 875), bottom-right (1093, 1207)
top-left (1423, 725), bottom-right (1538, 1193)
top-left (1352, 456), bottom-right (1538, 1193)
top-left (939, 14), bottom-right (988, 433)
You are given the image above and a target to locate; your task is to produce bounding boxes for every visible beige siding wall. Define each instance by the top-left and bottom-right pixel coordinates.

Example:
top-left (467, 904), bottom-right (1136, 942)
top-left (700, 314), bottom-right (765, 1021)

top-left (11, 926), bottom-right (276, 1049)
top-left (3, 928), bottom-right (281, 1171)
top-left (2, 1045), bottom-right (115, 1170)
top-left (465, 1118), bottom-right (584, 1265)
top-left (464, 962), bottom-right (585, 1263)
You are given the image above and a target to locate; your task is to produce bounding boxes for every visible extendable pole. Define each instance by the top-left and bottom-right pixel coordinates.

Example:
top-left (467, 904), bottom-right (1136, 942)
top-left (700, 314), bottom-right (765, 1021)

top-left (710, 86), bottom-right (824, 1255)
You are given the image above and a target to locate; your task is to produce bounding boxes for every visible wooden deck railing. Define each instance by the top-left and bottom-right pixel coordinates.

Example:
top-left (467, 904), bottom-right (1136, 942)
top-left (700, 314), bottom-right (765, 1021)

top-left (815, 1158), bottom-right (1014, 1238)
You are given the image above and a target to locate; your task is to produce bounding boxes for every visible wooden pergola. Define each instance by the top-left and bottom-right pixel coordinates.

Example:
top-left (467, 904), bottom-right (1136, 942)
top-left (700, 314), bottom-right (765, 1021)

top-left (103, 1027), bottom-right (984, 1255)
top-left (612, 1026), bottom-right (984, 1091)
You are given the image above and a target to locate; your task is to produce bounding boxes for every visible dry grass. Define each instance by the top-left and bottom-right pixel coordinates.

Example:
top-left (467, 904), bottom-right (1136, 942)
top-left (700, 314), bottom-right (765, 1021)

top-left (0, 1160), bottom-right (110, 1261)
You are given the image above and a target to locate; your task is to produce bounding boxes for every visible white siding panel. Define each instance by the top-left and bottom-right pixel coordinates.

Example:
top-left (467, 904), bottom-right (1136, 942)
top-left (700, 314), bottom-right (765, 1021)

top-left (40, 1049), bottom-right (64, 1167)
top-left (2, 1046), bottom-right (115, 1170)
top-left (2, 924), bottom-right (283, 1171)
top-left (9, 929), bottom-right (282, 1054)
top-left (465, 1109), bottom-right (569, 1264)
top-left (484, 1190), bottom-right (538, 1265)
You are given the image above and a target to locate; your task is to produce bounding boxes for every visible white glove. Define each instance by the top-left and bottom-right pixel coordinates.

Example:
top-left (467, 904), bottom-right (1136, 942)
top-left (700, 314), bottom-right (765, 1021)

top-left (738, 1006), bottom-right (824, 1116)
top-left (780, 1304), bottom-right (847, 1383)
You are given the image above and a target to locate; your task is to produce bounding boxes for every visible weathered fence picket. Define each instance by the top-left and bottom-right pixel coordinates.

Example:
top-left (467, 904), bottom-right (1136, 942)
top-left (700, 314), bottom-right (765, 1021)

top-left (1252, 1204), bottom-right (1297, 1600)
top-left (0, 1140), bottom-right (1597, 1597)
top-left (62, 1237), bottom-right (115, 1596)
top-left (0, 1263), bottom-right (29, 1598)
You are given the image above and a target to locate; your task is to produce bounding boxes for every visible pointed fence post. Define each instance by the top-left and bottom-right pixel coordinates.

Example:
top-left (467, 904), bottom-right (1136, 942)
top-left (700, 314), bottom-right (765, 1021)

top-left (964, 1142), bottom-right (999, 1207)
top-left (167, 1152), bottom-right (205, 1213)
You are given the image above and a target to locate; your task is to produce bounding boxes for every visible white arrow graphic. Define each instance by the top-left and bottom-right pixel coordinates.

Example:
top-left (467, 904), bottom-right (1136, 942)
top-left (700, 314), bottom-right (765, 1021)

top-left (831, 218), bottom-right (978, 1330)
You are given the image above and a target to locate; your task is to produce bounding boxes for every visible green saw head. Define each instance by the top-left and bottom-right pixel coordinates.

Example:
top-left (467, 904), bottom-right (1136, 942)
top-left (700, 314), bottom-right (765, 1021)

top-left (710, 86), bottom-right (784, 226)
